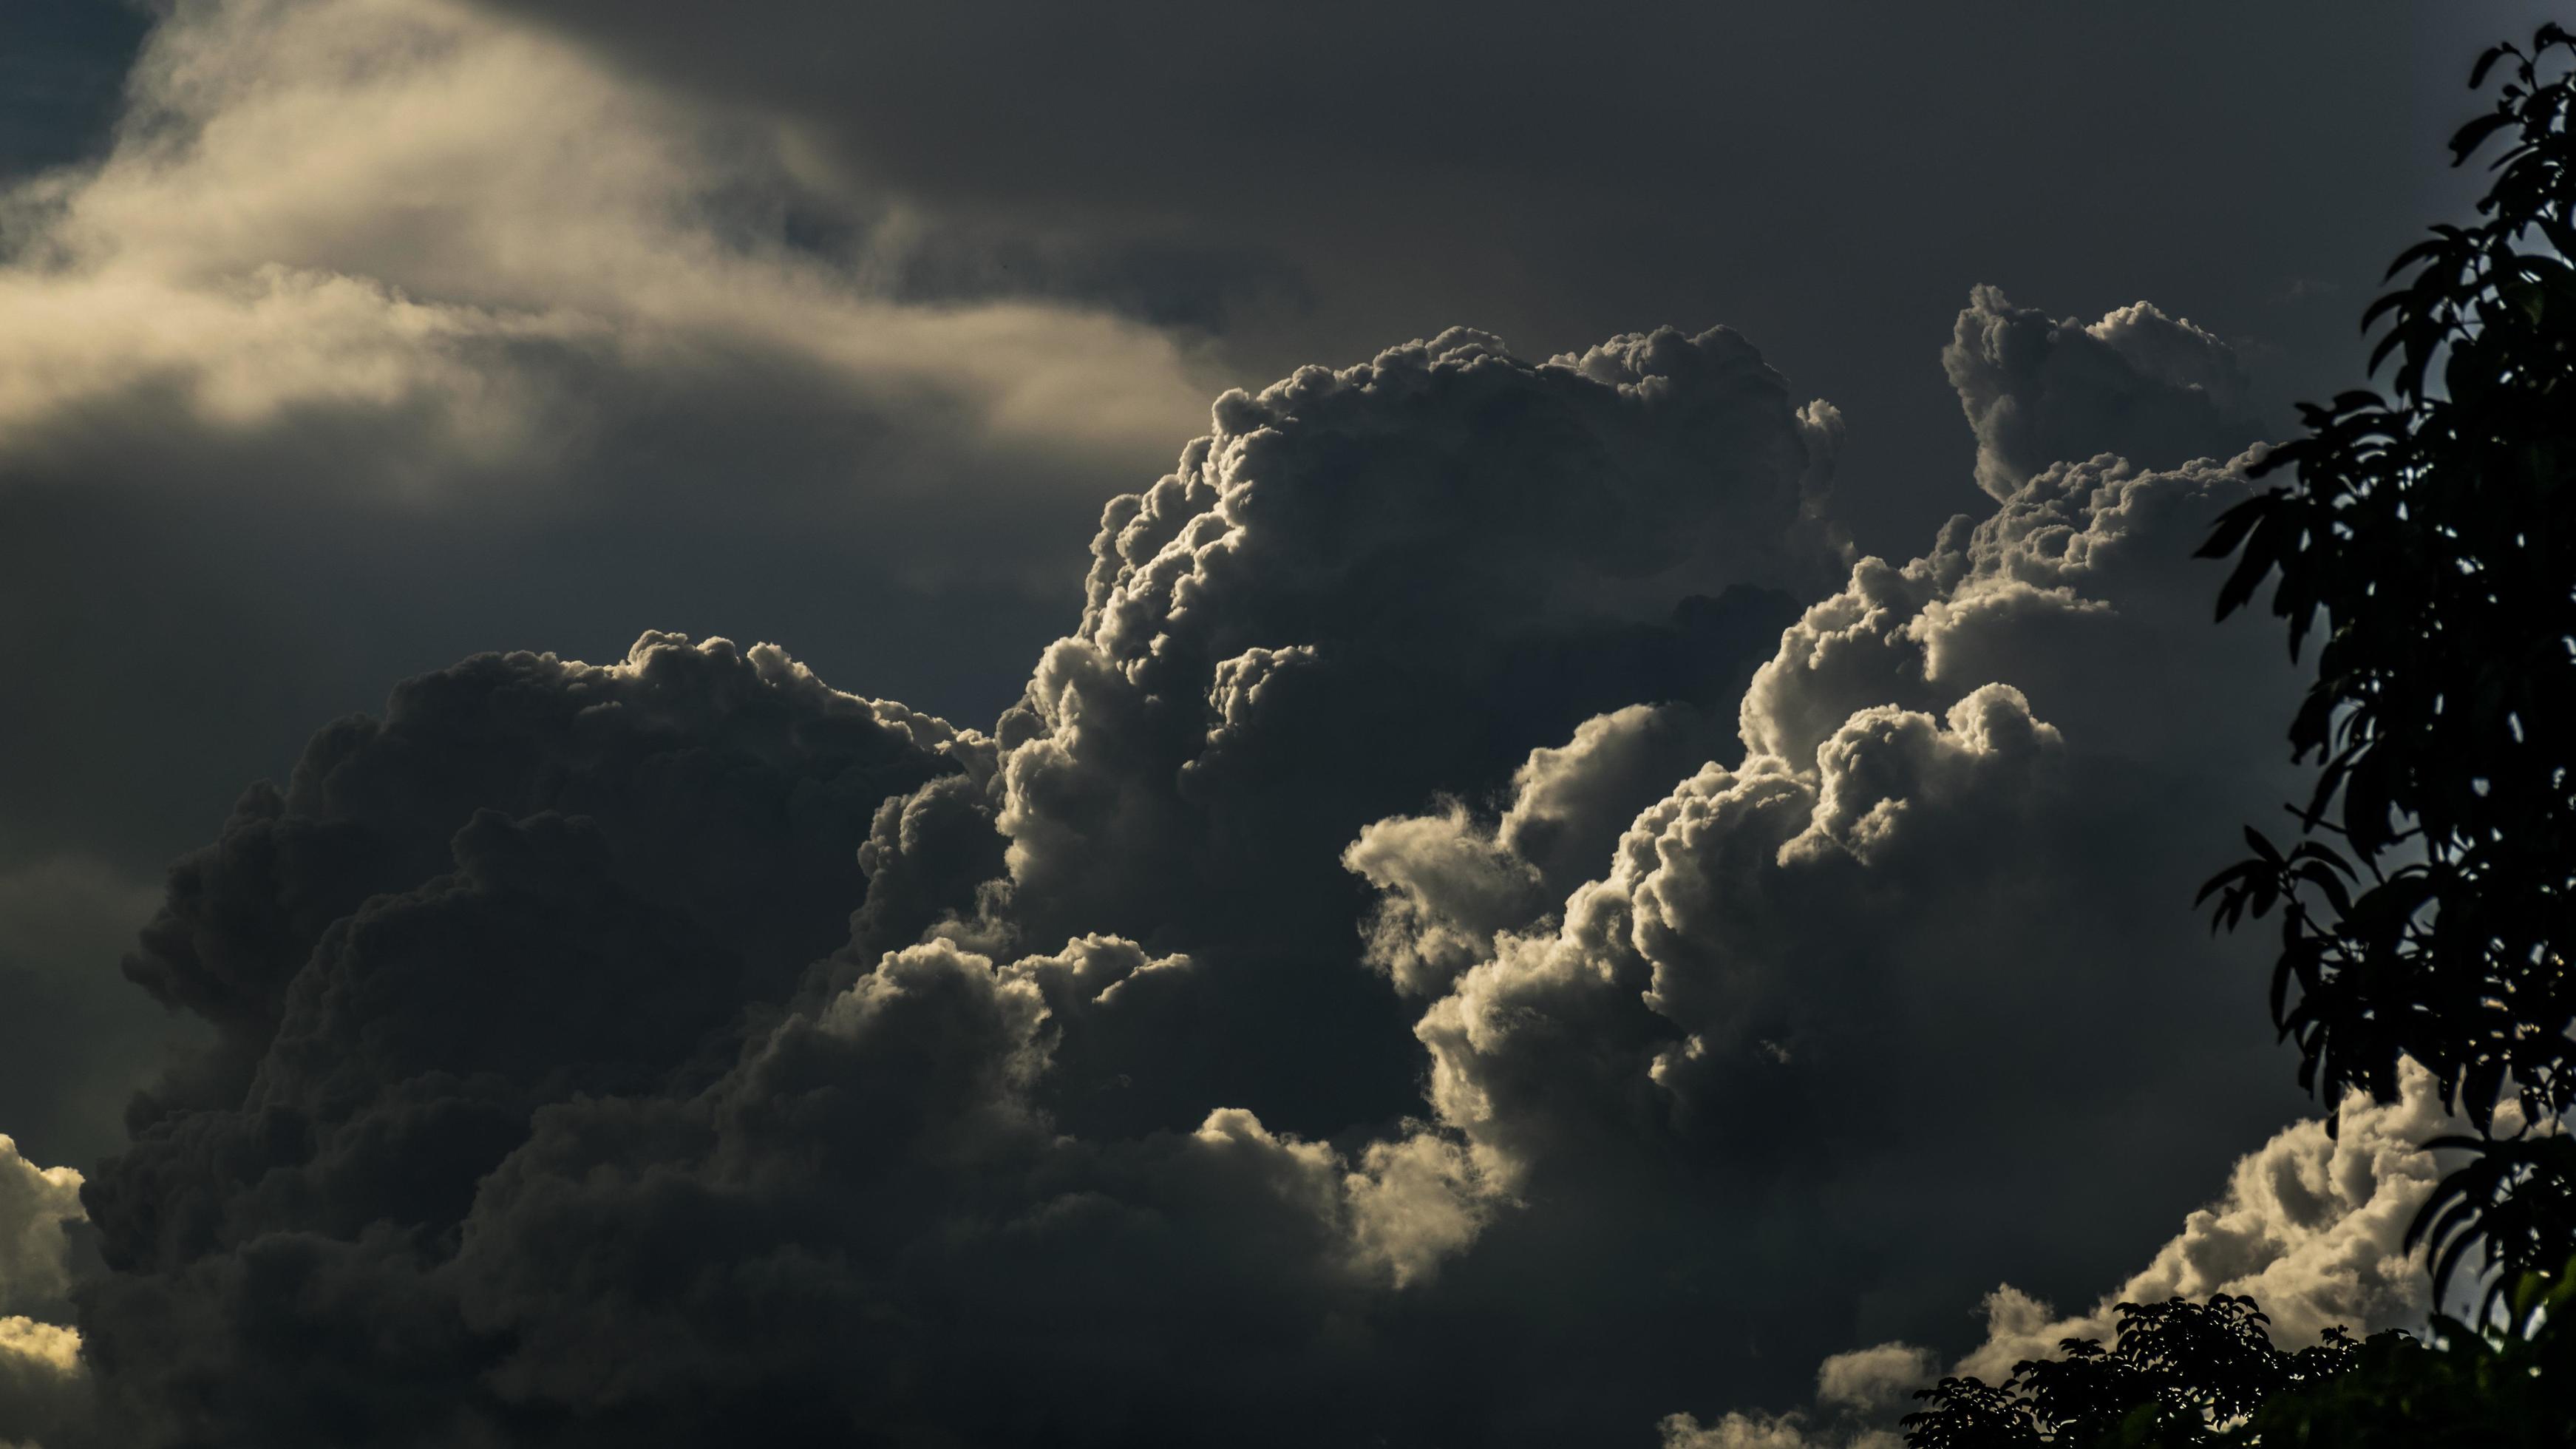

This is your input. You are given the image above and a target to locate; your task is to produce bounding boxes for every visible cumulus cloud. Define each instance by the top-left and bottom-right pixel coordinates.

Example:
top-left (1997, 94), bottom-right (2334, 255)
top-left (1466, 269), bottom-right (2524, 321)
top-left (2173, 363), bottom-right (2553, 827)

top-left (429, 937), bottom-right (1487, 1445)
top-left (1944, 285), bottom-right (2260, 499)
top-left (64, 622), bottom-right (1503, 1445)
top-left (0, 1139), bottom-right (81, 1320)
top-left (55, 285), bottom-right (2341, 1446)
top-left (852, 323), bottom-right (1838, 1137)
top-left (1396, 441), bottom-right (2292, 1186)
top-left (1656, 1345), bottom-right (1931, 1449)
top-left (0, 1137), bottom-right (86, 1449)
top-left (0, 0), bottom-right (2506, 1443)
top-left (1346, 702), bottom-right (1719, 997)
top-left (1337, 310), bottom-right (2316, 1432)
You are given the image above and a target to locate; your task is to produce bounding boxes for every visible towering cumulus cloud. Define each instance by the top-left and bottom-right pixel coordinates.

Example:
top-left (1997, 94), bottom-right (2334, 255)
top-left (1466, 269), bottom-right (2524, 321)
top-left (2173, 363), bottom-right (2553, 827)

top-left (51, 288), bottom-right (2401, 1448)
top-left (856, 325), bottom-right (1844, 1133)
top-left (1345, 440), bottom-right (2311, 1437)
top-left (67, 324), bottom-right (1841, 1446)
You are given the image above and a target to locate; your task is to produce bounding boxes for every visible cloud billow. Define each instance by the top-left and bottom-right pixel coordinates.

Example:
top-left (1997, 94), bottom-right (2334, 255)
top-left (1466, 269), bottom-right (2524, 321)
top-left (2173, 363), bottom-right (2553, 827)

top-left (849, 323), bottom-right (1841, 1137)
top-left (46, 291), bottom-right (2408, 1448)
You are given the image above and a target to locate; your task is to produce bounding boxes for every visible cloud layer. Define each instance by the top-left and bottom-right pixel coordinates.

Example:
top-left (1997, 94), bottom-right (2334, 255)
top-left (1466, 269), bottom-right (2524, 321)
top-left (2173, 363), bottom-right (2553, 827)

top-left (0, 0), bottom-right (1207, 512)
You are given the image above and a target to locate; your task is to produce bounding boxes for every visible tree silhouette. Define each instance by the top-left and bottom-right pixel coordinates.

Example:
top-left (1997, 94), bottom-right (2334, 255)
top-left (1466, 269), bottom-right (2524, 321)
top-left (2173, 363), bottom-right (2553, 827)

top-left (2197, 19), bottom-right (2576, 1320)
top-left (1905, 23), bottom-right (2576, 1448)
top-left (1900, 1299), bottom-right (2363, 1448)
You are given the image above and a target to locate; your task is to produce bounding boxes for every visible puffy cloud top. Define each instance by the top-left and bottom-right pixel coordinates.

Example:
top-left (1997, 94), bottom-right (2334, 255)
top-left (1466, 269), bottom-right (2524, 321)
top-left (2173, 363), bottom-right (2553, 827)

top-left (859, 324), bottom-right (1838, 1136)
top-left (1945, 285), bottom-right (2260, 499)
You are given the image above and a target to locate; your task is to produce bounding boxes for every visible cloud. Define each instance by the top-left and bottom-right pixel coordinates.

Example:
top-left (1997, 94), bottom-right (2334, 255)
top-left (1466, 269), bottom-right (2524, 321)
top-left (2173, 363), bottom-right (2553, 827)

top-left (65, 634), bottom-right (959, 1444)
top-left (0, 1138), bottom-right (81, 1320)
top-left (0, 0), bottom-right (1237, 895)
top-left (1944, 285), bottom-right (2260, 499)
top-left (852, 322), bottom-right (1838, 1138)
top-left (0, 0), bottom-right (1247, 928)
top-left (0, 1137), bottom-right (86, 1449)
top-left (0, 0), bottom-right (2510, 1442)
top-left (1346, 702), bottom-right (1720, 997)
top-left (1815, 1343), bottom-right (1945, 1416)
top-left (61, 288), bottom-right (2332, 1445)
top-left (0, 0), bottom-right (1208, 518)
top-left (1655, 1344), bottom-right (1932, 1449)
top-left (0, 1318), bottom-right (84, 1449)
top-left (64, 622), bottom-right (1496, 1445)
top-left (1399, 443), bottom-right (2294, 1185)
top-left (1356, 378), bottom-right (2311, 1430)
top-left (437, 938), bottom-right (1490, 1443)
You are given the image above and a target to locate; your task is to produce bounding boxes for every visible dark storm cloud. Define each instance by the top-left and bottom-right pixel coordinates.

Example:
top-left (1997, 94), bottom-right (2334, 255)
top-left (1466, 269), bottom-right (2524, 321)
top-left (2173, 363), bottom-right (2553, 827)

top-left (1401, 444), bottom-right (2300, 1245)
top-left (1341, 434), bottom-right (2330, 1438)
top-left (67, 316), bottom-right (1846, 1448)
top-left (0, 0), bottom-right (2533, 1178)
top-left (64, 636), bottom-right (968, 1444)
top-left (108, 635), bottom-right (963, 1130)
top-left (61, 636), bottom-right (1484, 1446)
top-left (34, 284), bottom-right (2443, 1448)
top-left (848, 323), bottom-right (1836, 1138)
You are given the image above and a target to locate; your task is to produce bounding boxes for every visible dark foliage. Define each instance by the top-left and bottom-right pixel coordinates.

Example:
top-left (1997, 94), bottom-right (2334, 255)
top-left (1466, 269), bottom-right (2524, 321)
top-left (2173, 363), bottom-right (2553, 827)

top-left (2407, 1133), bottom-right (2576, 1326)
top-left (1900, 1297), bottom-right (2362, 1448)
top-left (1901, 1275), bottom-right (2576, 1448)
top-left (2196, 24), bottom-right (2576, 1309)
top-left (2224, 1263), bottom-right (2576, 1448)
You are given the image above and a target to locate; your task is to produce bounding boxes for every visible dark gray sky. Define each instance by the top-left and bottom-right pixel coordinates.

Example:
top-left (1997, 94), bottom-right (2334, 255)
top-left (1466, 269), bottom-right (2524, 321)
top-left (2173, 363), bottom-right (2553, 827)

top-left (0, 1), bottom-right (2543, 875)
top-left (0, 4), bottom-right (2555, 1446)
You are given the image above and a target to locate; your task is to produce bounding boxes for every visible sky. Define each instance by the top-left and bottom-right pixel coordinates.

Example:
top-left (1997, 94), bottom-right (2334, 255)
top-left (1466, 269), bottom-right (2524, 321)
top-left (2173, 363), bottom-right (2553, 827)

top-left (0, 3), bottom-right (2555, 1445)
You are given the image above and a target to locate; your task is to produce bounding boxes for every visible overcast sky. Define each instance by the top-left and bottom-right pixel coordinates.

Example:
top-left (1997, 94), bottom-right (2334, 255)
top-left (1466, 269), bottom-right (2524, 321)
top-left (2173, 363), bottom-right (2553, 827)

top-left (0, 4), bottom-right (2554, 1447)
